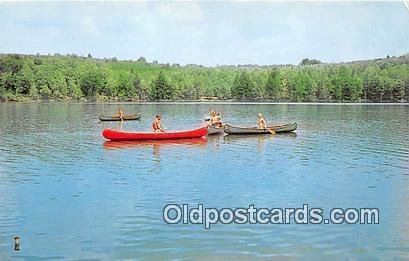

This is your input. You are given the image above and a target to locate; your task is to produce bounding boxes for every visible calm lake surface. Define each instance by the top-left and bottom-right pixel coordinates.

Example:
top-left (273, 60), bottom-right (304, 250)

top-left (0, 103), bottom-right (408, 259)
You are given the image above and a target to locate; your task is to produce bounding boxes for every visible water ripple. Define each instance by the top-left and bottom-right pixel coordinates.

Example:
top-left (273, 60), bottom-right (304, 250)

top-left (0, 103), bottom-right (408, 259)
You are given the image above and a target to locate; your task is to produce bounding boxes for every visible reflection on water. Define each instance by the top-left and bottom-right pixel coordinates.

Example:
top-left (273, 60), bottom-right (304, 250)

top-left (223, 132), bottom-right (298, 154)
top-left (223, 132), bottom-right (298, 142)
top-left (103, 138), bottom-right (208, 150)
top-left (103, 138), bottom-right (208, 158)
top-left (0, 103), bottom-right (408, 259)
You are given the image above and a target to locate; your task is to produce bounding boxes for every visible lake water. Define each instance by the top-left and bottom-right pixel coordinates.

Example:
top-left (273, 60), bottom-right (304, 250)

top-left (0, 103), bottom-right (408, 259)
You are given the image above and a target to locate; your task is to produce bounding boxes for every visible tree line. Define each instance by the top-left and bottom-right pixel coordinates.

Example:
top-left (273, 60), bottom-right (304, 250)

top-left (0, 53), bottom-right (408, 102)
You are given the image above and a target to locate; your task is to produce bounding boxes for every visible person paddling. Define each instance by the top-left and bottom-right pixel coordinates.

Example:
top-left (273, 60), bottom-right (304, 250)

top-left (212, 112), bottom-right (223, 127)
top-left (116, 107), bottom-right (124, 121)
top-left (207, 109), bottom-right (223, 127)
top-left (152, 114), bottom-right (165, 132)
top-left (257, 113), bottom-right (267, 129)
top-left (205, 108), bottom-right (215, 125)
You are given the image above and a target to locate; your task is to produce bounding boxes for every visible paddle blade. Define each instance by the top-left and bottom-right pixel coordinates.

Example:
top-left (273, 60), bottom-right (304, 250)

top-left (267, 128), bottom-right (276, 135)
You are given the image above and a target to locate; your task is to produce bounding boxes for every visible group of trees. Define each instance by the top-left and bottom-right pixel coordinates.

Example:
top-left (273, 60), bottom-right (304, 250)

top-left (0, 53), bottom-right (408, 102)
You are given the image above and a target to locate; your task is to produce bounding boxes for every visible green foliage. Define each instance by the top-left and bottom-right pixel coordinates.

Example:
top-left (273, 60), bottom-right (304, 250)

top-left (363, 66), bottom-right (381, 101)
top-left (79, 65), bottom-right (107, 97)
top-left (15, 63), bottom-right (35, 95)
top-left (329, 66), bottom-right (363, 101)
top-left (231, 70), bottom-right (255, 100)
top-left (288, 69), bottom-right (314, 101)
top-left (151, 71), bottom-right (173, 100)
top-left (136, 57), bottom-right (147, 63)
top-left (300, 58), bottom-right (322, 66)
top-left (39, 85), bottom-right (52, 99)
top-left (116, 71), bottom-right (135, 99)
top-left (265, 69), bottom-right (281, 100)
top-left (0, 54), bottom-right (23, 74)
top-left (0, 53), bottom-right (408, 102)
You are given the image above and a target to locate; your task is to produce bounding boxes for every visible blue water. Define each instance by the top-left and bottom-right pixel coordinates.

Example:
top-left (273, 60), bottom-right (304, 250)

top-left (0, 103), bottom-right (408, 259)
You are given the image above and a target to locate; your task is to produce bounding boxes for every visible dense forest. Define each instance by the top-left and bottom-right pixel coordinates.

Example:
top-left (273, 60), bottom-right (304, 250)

top-left (0, 53), bottom-right (408, 102)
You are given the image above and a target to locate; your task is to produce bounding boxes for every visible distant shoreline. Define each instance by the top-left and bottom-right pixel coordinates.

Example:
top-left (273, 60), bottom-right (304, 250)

top-left (1, 53), bottom-right (408, 104)
top-left (1, 100), bottom-right (407, 105)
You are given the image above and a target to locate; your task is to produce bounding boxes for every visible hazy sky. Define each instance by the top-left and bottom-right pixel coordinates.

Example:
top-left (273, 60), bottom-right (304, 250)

top-left (0, 1), bottom-right (408, 66)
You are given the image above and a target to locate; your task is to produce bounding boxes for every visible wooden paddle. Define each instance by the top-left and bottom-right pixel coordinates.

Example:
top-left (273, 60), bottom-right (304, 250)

top-left (267, 127), bottom-right (276, 135)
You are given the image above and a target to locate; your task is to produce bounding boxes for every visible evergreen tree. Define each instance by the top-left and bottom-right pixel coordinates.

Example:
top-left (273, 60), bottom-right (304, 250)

top-left (231, 70), bottom-right (254, 100)
top-left (0, 53), bottom-right (408, 102)
top-left (265, 69), bottom-right (281, 100)
top-left (151, 71), bottom-right (173, 100)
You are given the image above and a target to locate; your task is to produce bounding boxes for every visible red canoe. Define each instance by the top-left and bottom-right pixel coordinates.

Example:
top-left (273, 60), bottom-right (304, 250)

top-left (102, 127), bottom-right (208, 141)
